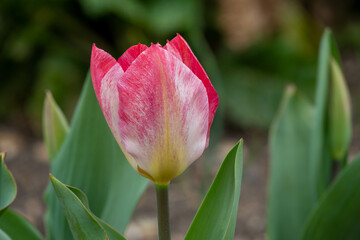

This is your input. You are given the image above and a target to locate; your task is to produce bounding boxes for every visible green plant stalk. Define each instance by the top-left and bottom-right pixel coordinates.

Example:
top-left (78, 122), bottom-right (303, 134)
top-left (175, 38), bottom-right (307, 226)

top-left (155, 184), bottom-right (171, 240)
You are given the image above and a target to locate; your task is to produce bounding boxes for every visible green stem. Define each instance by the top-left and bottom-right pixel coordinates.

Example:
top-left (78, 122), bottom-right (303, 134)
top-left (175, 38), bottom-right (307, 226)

top-left (155, 183), bottom-right (171, 240)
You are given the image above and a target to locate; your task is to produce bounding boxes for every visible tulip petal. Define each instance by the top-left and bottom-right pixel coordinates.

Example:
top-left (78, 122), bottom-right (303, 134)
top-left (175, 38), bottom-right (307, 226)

top-left (91, 44), bottom-right (119, 98)
top-left (165, 34), bottom-right (219, 145)
top-left (90, 45), bottom-right (138, 170)
top-left (117, 43), bottom-right (148, 71)
top-left (117, 45), bottom-right (209, 184)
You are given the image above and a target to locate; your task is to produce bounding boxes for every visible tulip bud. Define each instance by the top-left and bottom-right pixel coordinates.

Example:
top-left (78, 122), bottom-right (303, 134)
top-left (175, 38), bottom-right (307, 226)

top-left (328, 58), bottom-right (351, 160)
top-left (43, 91), bottom-right (69, 160)
top-left (90, 34), bottom-right (219, 184)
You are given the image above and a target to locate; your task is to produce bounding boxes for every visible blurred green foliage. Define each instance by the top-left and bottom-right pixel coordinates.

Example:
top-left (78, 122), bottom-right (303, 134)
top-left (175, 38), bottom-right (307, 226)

top-left (1, 0), bottom-right (360, 131)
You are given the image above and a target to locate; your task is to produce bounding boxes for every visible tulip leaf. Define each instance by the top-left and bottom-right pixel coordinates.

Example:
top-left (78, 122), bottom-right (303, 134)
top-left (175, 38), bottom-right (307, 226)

top-left (97, 218), bottom-right (127, 240)
top-left (301, 155), bottom-right (360, 240)
top-left (309, 29), bottom-right (343, 200)
top-left (0, 229), bottom-right (11, 240)
top-left (45, 74), bottom-right (148, 240)
top-left (0, 209), bottom-right (44, 240)
top-left (42, 91), bottom-right (70, 161)
top-left (309, 29), bottom-right (331, 200)
top-left (185, 140), bottom-right (243, 240)
top-left (67, 185), bottom-right (90, 209)
top-left (58, 178), bottom-right (126, 240)
top-left (268, 86), bottom-right (315, 240)
top-left (50, 175), bottom-right (126, 240)
top-left (0, 153), bottom-right (17, 214)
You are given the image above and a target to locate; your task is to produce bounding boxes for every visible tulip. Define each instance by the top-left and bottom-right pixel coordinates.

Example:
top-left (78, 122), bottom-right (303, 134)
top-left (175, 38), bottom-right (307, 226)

top-left (90, 34), bottom-right (218, 185)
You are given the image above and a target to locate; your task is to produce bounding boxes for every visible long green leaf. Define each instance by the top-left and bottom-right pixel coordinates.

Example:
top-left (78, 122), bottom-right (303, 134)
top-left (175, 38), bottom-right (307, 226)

top-left (50, 175), bottom-right (126, 240)
top-left (309, 29), bottom-right (332, 201)
top-left (0, 153), bottom-right (17, 214)
top-left (268, 86), bottom-right (315, 240)
top-left (0, 210), bottom-right (44, 240)
top-left (301, 155), bottom-right (360, 240)
top-left (45, 74), bottom-right (148, 240)
top-left (185, 140), bottom-right (243, 240)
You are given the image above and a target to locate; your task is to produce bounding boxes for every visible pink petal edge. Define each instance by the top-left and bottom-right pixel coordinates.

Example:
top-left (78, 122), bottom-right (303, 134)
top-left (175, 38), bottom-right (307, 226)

top-left (91, 44), bottom-right (119, 98)
top-left (117, 43), bottom-right (148, 71)
top-left (164, 34), bottom-right (219, 145)
top-left (90, 44), bottom-right (138, 170)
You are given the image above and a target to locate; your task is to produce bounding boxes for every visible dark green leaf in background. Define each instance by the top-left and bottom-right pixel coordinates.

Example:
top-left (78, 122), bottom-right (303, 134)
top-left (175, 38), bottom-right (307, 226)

top-left (309, 29), bottom-right (344, 201)
top-left (309, 29), bottom-right (331, 202)
top-left (45, 74), bottom-right (148, 240)
top-left (0, 153), bottom-right (17, 214)
top-left (268, 86), bottom-right (315, 240)
top-left (219, 34), bottom-right (317, 129)
top-left (78, 0), bottom-right (197, 36)
top-left (268, 29), bottom-right (355, 240)
top-left (185, 140), bottom-right (243, 240)
top-left (310, 29), bottom-right (351, 201)
top-left (50, 175), bottom-right (126, 240)
top-left (224, 67), bottom-right (285, 128)
top-left (0, 210), bottom-right (44, 240)
top-left (301, 155), bottom-right (360, 240)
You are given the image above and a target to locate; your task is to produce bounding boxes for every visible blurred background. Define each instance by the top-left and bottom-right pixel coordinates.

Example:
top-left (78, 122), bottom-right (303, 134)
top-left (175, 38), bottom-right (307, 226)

top-left (1, 0), bottom-right (360, 239)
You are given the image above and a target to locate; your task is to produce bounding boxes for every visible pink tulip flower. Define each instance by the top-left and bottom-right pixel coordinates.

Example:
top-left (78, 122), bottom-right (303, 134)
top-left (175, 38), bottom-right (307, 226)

top-left (90, 34), bottom-right (218, 184)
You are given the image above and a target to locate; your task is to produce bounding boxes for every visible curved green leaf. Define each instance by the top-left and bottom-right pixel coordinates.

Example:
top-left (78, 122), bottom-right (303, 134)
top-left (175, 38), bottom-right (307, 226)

top-left (0, 210), bottom-right (44, 240)
top-left (50, 175), bottom-right (126, 240)
top-left (185, 140), bottom-right (243, 240)
top-left (45, 74), bottom-right (148, 240)
top-left (68, 186), bottom-right (128, 240)
top-left (0, 229), bottom-right (11, 240)
top-left (67, 186), bottom-right (90, 209)
top-left (301, 155), bottom-right (360, 240)
top-left (268, 86), bottom-right (315, 240)
top-left (0, 153), bottom-right (17, 214)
